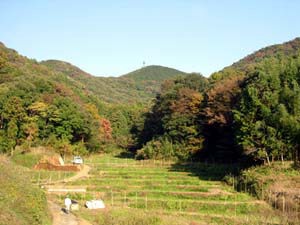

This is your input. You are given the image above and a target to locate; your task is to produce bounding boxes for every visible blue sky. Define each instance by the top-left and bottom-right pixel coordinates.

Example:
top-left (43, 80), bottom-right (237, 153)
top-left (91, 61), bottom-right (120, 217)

top-left (0, 0), bottom-right (300, 77)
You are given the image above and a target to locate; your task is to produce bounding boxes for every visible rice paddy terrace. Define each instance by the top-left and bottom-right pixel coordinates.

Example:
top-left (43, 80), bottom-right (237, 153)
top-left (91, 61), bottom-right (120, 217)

top-left (50, 154), bottom-right (283, 225)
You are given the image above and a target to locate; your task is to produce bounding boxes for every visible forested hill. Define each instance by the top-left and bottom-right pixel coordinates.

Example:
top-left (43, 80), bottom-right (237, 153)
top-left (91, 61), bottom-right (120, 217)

top-left (42, 61), bottom-right (189, 104)
top-left (2, 37), bottom-right (300, 165)
top-left (41, 60), bottom-right (93, 79)
top-left (0, 42), bottom-right (113, 154)
top-left (121, 65), bottom-right (187, 81)
top-left (0, 41), bottom-right (193, 154)
top-left (133, 37), bottom-right (300, 165)
top-left (210, 37), bottom-right (300, 81)
top-left (202, 37), bottom-right (300, 162)
top-left (234, 37), bottom-right (300, 67)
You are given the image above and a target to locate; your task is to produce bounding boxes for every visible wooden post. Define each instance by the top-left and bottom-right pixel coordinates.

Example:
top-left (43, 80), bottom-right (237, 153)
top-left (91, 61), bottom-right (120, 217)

top-left (282, 195), bottom-right (285, 213)
top-left (38, 171), bottom-right (41, 185)
top-left (135, 192), bottom-right (138, 208)
top-left (296, 202), bottom-right (298, 221)
top-left (111, 190), bottom-right (114, 207)
top-left (145, 195), bottom-right (148, 210)
top-left (124, 192), bottom-right (126, 206)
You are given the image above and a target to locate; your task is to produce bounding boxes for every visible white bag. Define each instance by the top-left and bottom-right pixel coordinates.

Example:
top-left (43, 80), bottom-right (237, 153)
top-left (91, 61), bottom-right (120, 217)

top-left (85, 200), bottom-right (105, 209)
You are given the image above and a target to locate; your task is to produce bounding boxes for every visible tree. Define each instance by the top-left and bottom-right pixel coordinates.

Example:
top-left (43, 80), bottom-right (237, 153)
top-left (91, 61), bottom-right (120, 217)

top-left (55, 138), bottom-right (73, 161)
top-left (7, 119), bottom-right (18, 155)
top-left (134, 74), bottom-right (208, 159)
top-left (200, 75), bottom-right (243, 162)
top-left (21, 121), bottom-right (39, 147)
top-left (234, 57), bottom-right (300, 164)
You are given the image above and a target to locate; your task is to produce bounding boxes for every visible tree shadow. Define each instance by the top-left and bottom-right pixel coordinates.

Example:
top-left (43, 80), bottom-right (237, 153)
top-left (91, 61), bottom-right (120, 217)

top-left (169, 161), bottom-right (241, 181)
top-left (114, 151), bottom-right (135, 159)
top-left (292, 161), bottom-right (300, 170)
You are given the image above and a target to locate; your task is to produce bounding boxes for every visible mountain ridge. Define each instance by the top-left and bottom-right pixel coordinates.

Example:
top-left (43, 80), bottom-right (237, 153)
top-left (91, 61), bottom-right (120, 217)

top-left (210, 37), bottom-right (300, 81)
top-left (121, 65), bottom-right (187, 80)
top-left (41, 60), bottom-right (191, 104)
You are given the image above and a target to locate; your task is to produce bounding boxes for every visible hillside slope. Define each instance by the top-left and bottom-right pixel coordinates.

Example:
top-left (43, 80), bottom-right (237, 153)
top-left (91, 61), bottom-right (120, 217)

top-left (210, 37), bottom-right (300, 81)
top-left (199, 37), bottom-right (300, 162)
top-left (121, 65), bottom-right (186, 81)
top-left (0, 41), bottom-right (192, 153)
top-left (42, 61), bottom-right (189, 104)
top-left (0, 42), bottom-right (112, 154)
top-left (133, 37), bottom-right (300, 164)
top-left (0, 157), bottom-right (51, 225)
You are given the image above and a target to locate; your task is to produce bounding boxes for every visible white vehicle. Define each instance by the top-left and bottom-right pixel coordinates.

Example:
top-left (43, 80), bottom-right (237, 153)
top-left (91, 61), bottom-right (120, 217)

top-left (72, 156), bottom-right (83, 164)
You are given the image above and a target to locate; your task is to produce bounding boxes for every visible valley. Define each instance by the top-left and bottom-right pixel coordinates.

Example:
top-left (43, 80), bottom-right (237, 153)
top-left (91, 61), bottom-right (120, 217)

top-left (1, 37), bottom-right (300, 224)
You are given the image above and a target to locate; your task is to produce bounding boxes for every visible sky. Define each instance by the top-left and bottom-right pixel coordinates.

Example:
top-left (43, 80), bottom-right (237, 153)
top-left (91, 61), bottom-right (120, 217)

top-left (0, 0), bottom-right (300, 77)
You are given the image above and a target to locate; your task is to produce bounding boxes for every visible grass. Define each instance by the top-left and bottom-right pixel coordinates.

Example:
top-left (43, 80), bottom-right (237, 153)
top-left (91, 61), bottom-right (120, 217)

top-left (236, 161), bottom-right (300, 223)
top-left (73, 207), bottom-right (281, 225)
top-left (29, 170), bottom-right (76, 184)
top-left (0, 156), bottom-right (51, 225)
top-left (11, 151), bottom-right (42, 168)
top-left (3, 149), bottom-right (296, 224)
top-left (46, 153), bottom-right (286, 224)
top-left (10, 150), bottom-right (76, 184)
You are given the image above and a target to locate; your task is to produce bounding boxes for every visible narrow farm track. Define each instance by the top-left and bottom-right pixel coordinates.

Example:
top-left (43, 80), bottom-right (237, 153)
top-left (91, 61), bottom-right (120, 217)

top-left (46, 165), bottom-right (92, 225)
top-left (48, 200), bottom-right (78, 225)
top-left (47, 165), bottom-right (91, 185)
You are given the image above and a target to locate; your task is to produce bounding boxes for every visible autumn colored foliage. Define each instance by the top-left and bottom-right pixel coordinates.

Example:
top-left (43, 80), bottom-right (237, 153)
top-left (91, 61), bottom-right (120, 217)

top-left (2, 38), bottom-right (300, 165)
top-left (133, 38), bottom-right (300, 164)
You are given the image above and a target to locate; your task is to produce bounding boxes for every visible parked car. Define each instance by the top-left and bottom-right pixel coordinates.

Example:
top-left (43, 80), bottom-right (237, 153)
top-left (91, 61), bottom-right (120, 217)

top-left (72, 156), bottom-right (83, 164)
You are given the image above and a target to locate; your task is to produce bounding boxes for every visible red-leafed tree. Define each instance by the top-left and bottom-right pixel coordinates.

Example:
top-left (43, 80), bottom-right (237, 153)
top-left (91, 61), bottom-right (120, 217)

top-left (100, 118), bottom-right (112, 140)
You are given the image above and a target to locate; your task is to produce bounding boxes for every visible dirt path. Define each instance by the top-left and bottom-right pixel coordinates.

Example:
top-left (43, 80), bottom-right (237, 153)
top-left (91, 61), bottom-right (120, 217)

top-left (48, 200), bottom-right (79, 225)
top-left (48, 165), bottom-right (91, 185)
top-left (47, 165), bottom-right (92, 225)
top-left (63, 165), bottom-right (91, 183)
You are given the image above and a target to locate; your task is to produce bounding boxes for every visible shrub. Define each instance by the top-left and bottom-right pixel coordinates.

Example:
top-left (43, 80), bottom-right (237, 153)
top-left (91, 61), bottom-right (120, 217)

top-left (135, 137), bottom-right (188, 160)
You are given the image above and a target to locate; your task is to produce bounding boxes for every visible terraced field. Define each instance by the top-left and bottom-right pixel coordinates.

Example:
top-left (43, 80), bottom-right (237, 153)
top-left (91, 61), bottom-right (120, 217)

top-left (30, 170), bottom-right (76, 184)
top-left (51, 154), bottom-right (283, 225)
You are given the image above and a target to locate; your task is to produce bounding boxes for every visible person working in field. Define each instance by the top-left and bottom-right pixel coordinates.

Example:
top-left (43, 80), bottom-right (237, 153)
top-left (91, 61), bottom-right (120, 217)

top-left (64, 196), bottom-right (72, 214)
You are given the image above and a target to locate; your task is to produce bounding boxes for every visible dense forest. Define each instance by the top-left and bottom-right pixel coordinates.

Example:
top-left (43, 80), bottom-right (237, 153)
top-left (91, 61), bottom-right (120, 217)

top-left (132, 38), bottom-right (300, 165)
top-left (0, 42), bottom-right (112, 157)
top-left (1, 38), bottom-right (300, 166)
top-left (0, 41), bottom-right (187, 157)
